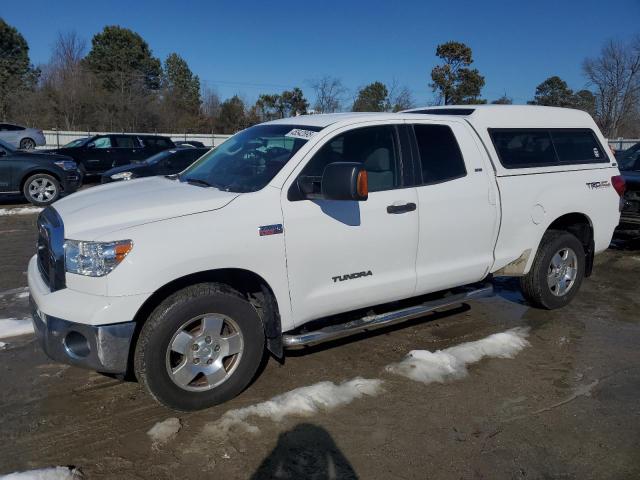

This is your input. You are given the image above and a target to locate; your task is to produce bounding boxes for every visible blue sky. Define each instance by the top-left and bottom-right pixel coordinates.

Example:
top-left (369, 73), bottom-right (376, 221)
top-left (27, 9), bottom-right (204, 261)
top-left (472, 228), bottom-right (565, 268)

top-left (2, 0), bottom-right (639, 107)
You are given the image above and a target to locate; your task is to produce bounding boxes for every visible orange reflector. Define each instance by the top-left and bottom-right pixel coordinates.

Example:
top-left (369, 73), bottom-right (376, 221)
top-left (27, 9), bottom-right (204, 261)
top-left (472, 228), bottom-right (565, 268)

top-left (357, 170), bottom-right (368, 198)
top-left (114, 241), bottom-right (133, 262)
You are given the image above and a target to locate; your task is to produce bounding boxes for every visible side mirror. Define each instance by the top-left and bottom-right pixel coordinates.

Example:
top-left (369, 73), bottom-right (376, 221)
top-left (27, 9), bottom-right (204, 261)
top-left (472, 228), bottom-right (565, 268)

top-left (0, 149), bottom-right (6, 157)
top-left (321, 162), bottom-right (368, 201)
top-left (87, 143), bottom-right (95, 149)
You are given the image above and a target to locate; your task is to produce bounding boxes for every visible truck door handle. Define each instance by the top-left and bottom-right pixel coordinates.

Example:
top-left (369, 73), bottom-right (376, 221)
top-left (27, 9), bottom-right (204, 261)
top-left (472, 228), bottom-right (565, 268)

top-left (386, 202), bottom-right (416, 214)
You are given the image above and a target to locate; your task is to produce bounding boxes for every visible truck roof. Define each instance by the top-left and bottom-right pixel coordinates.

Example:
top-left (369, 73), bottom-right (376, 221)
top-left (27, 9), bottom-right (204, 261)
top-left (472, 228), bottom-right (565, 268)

top-left (265, 105), bottom-right (596, 130)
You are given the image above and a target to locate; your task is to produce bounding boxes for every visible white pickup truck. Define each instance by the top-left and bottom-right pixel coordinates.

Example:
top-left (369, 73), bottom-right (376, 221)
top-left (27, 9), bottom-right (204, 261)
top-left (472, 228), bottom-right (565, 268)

top-left (28, 105), bottom-right (624, 410)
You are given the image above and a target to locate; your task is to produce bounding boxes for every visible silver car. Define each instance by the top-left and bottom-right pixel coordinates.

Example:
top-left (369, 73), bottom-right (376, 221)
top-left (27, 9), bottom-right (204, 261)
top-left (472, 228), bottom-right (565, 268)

top-left (0, 122), bottom-right (46, 150)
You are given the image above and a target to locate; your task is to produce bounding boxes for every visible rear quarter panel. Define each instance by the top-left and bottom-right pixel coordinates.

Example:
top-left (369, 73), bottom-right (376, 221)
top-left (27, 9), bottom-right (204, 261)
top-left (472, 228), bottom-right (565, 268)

top-left (493, 166), bottom-right (621, 275)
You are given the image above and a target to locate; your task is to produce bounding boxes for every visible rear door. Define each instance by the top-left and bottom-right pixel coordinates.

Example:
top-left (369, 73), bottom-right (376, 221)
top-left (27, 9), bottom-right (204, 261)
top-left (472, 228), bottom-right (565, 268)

top-left (409, 120), bottom-right (499, 294)
top-left (111, 135), bottom-right (139, 167)
top-left (140, 136), bottom-right (174, 158)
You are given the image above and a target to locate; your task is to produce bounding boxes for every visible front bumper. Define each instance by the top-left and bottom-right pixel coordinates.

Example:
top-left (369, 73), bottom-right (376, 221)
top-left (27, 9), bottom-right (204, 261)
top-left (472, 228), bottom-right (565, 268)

top-left (30, 298), bottom-right (136, 374)
top-left (61, 171), bottom-right (82, 194)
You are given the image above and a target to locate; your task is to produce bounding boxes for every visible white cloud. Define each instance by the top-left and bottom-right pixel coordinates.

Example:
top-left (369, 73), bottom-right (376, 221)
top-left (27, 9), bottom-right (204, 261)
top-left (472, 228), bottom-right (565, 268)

top-left (147, 417), bottom-right (182, 448)
top-left (385, 327), bottom-right (530, 384)
top-left (204, 377), bottom-right (383, 437)
top-left (0, 466), bottom-right (82, 479)
top-left (0, 318), bottom-right (34, 340)
top-left (0, 207), bottom-right (43, 217)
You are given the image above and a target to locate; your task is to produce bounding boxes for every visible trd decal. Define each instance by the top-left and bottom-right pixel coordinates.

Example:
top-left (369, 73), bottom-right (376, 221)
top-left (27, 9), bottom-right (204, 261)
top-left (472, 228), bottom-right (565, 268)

top-left (586, 180), bottom-right (611, 190)
top-left (259, 224), bottom-right (283, 236)
top-left (332, 270), bottom-right (373, 283)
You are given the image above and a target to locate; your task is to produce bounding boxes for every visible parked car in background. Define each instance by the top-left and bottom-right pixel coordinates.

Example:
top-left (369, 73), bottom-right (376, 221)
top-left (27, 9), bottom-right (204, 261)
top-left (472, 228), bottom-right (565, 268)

top-left (617, 143), bottom-right (639, 230)
top-left (45, 134), bottom-right (175, 176)
top-left (0, 123), bottom-right (46, 150)
top-left (101, 147), bottom-right (209, 183)
top-left (174, 140), bottom-right (206, 148)
top-left (0, 139), bottom-right (81, 206)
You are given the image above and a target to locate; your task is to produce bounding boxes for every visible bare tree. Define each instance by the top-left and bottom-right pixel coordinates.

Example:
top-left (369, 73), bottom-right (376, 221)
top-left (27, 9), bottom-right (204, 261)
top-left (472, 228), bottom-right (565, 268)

top-left (42, 31), bottom-right (91, 130)
top-left (311, 76), bottom-right (346, 113)
top-left (387, 79), bottom-right (414, 111)
top-left (583, 36), bottom-right (640, 137)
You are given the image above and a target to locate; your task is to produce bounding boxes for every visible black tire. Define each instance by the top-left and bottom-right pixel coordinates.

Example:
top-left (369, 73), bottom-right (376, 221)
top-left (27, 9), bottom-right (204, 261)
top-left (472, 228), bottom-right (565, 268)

top-left (19, 138), bottom-right (36, 150)
top-left (520, 230), bottom-right (585, 309)
top-left (134, 283), bottom-right (265, 411)
top-left (22, 173), bottom-right (61, 206)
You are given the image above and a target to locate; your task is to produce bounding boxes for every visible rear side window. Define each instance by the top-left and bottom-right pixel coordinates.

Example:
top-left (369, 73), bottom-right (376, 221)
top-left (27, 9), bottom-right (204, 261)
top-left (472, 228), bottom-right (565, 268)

top-left (113, 136), bottom-right (135, 148)
top-left (413, 124), bottom-right (466, 184)
top-left (551, 130), bottom-right (604, 163)
top-left (490, 129), bottom-right (607, 169)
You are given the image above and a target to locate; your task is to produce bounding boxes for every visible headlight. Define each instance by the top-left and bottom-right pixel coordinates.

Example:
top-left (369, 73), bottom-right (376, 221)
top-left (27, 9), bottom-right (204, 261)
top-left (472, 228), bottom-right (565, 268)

top-left (111, 171), bottom-right (133, 180)
top-left (54, 160), bottom-right (77, 171)
top-left (64, 240), bottom-right (133, 277)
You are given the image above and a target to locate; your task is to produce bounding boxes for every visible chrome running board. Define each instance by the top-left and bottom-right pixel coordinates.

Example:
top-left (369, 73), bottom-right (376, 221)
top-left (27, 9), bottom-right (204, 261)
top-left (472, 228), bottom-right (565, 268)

top-left (283, 283), bottom-right (494, 349)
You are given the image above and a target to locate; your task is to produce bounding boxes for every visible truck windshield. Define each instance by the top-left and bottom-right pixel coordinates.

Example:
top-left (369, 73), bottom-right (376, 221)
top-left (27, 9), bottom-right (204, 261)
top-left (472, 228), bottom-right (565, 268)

top-left (179, 124), bottom-right (322, 192)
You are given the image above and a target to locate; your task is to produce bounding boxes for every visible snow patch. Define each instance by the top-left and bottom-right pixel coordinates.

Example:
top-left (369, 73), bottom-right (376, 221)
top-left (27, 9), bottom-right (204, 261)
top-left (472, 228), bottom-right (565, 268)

top-left (0, 318), bottom-right (34, 339)
top-left (16, 291), bottom-right (30, 299)
top-left (385, 327), bottom-right (530, 384)
top-left (0, 341), bottom-right (7, 349)
top-left (0, 207), bottom-right (43, 217)
top-left (147, 417), bottom-right (182, 448)
top-left (205, 377), bottom-right (383, 437)
top-left (0, 466), bottom-right (82, 479)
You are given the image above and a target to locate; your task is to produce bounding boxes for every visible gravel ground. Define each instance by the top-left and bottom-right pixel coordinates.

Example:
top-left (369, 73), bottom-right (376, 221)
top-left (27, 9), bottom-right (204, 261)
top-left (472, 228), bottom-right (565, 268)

top-left (0, 208), bottom-right (638, 479)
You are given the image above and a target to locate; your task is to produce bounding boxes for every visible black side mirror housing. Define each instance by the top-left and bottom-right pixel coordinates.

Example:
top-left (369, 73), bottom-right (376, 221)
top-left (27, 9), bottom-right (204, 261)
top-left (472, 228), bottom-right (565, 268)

top-left (321, 162), bottom-right (368, 201)
top-left (0, 149), bottom-right (6, 157)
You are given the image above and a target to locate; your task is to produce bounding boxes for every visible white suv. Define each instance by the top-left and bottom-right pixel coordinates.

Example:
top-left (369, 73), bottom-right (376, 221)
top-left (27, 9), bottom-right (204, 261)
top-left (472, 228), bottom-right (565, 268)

top-left (28, 105), bottom-right (623, 410)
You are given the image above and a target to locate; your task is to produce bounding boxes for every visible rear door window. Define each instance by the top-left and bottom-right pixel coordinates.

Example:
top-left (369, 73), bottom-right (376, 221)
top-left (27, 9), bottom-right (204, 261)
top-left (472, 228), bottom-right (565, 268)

top-left (113, 136), bottom-right (135, 148)
top-left (143, 137), bottom-right (172, 148)
top-left (412, 124), bottom-right (467, 184)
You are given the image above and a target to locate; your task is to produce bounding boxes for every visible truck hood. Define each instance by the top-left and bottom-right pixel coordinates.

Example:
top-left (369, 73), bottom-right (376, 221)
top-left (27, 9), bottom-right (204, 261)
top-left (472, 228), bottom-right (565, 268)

top-left (53, 176), bottom-right (240, 239)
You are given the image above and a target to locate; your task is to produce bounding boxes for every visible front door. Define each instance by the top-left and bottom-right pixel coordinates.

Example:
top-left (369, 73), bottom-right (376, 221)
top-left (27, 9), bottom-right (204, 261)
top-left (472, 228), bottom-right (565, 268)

top-left (281, 123), bottom-right (419, 326)
top-left (84, 135), bottom-right (114, 174)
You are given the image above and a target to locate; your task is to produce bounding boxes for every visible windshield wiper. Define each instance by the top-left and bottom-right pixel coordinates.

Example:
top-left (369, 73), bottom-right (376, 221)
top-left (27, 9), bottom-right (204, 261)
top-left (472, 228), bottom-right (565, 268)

top-left (183, 178), bottom-right (213, 188)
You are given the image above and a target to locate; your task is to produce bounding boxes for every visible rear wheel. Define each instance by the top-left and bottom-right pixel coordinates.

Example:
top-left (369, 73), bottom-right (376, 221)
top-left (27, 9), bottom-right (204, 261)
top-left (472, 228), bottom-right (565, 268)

top-left (134, 283), bottom-right (265, 411)
top-left (19, 138), bottom-right (36, 150)
top-left (520, 230), bottom-right (585, 309)
top-left (22, 173), bottom-right (61, 206)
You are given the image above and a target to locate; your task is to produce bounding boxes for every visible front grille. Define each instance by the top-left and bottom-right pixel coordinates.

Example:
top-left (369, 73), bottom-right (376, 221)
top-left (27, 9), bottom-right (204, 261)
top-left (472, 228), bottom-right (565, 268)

top-left (36, 208), bottom-right (66, 292)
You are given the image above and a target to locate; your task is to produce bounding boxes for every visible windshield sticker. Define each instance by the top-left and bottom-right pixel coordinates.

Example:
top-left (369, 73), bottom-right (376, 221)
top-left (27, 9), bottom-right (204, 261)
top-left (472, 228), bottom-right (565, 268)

top-left (285, 129), bottom-right (317, 140)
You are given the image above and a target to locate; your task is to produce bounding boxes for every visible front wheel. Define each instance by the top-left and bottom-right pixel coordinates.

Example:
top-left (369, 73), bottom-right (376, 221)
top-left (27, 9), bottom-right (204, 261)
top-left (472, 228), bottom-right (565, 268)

top-left (134, 283), bottom-right (265, 411)
top-left (23, 173), bottom-right (61, 206)
top-left (520, 230), bottom-right (585, 309)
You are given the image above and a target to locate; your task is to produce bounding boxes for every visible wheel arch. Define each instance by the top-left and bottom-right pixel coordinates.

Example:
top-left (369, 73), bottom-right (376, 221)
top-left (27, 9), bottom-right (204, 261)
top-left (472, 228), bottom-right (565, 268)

top-left (130, 268), bottom-right (284, 362)
top-left (543, 212), bottom-right (595, 277)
